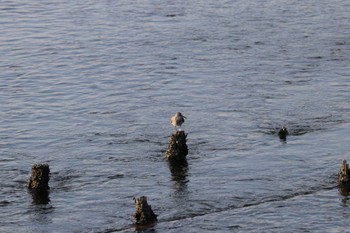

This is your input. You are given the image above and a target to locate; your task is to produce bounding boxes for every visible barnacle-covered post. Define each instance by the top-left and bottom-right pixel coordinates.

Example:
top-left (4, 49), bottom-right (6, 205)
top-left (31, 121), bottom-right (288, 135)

top-left (278, 127), bottom-right (289, 141)
top-left (28, 164), bottom-right (50, 190)
top-left (165, 131), bottom-right (188, 163)
top-left (132, 196), bottom-right (157, 226)
top-left (338, 160), bottom-right (349, 184)
top-left (338, 160), bottom-right (350, 196)
top-left (28, 164), bottom-right (50, 204)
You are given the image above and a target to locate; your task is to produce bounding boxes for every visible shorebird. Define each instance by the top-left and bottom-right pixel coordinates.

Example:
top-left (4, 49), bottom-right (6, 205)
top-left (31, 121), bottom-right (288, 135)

top-left (171, 112), bottom-right (186, 131)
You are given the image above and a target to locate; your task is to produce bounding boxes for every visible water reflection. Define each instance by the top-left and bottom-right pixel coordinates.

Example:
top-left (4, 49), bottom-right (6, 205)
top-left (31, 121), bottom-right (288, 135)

top-left (279, 138), bottom-right (287, 143)
top-left (168, 159), bottom-right (188, 195)
top-left (29, 189), bottom-right (50, 205)
top-left (338, 183), bottom-right (350, 205)
top-left (29, 191), bottom-right (53, 228)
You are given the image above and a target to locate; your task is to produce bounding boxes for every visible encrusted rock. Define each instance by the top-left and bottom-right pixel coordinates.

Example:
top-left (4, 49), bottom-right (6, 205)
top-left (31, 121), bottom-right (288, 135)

top-left (132, 196), bottom-right (157, 226)
top-left (338, 160), bottom-right (349, 184)
top-left (28, 164), bottom-right (50, 190)
top-left (278, 127), bottom-right (289, 140)
top-left (165, 131), bottom-right (188, 162)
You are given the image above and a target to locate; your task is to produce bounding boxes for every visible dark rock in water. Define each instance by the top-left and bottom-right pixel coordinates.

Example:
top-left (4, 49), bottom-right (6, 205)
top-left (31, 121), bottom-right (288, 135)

top-left (132, 196), bottom-right (157, 226)
top-left (338, 160), bottom-right (349, 184)
top-left (278, 127), bottom-right (289, 140)
top-left (165, 131), bottom-right (188, 162)
top-left (28, 164), bottom-right (50, 191)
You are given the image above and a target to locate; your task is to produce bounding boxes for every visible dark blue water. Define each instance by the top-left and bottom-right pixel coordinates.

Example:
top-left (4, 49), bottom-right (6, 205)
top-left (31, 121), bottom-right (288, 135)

top-left (0, 0), bottom-right (349, 232)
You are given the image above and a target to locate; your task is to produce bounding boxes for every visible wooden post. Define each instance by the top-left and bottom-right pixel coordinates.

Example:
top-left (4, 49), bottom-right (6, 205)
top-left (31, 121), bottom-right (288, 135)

top-left (165, 131), bottom-right (188, 163)
top-left (132, 196), bottom-right (157, 226)
top-left (338, 160), bottom-right (349, 184)
top-left (28, 164), bottom-right (50, 190)
top-left (278, 127), bottom-right (289, 141)
top-left (28, 164), bottom-right (50, 204)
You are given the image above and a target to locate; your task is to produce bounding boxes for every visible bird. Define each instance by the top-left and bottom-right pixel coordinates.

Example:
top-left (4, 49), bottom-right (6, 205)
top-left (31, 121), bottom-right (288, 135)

top-left (171, 112), bottom-right (186, 131)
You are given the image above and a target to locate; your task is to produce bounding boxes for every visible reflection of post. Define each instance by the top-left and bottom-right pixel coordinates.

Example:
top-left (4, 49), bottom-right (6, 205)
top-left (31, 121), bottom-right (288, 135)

top-left (339, 185), bottom-right (350, 197)
top-left (132, 196), bottom-right (157, 227)
top-left (338, 160), bottom-right (350, 197)
top-left (168, 158), bottom-right (188, 193)
top-left (28, 164), bottom-right (50, 204)
top-left (165, 131), bottom-right (188, 163)
top-left (30, 189), bottom-right (50, 205)
top-left (169, 159), bottom-right (188, 182)
top-left (166, 130), bottom-right (189, 195)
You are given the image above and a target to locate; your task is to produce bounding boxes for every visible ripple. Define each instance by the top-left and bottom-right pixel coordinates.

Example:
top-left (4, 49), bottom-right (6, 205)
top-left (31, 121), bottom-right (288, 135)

top-left (1, 0), bottom-right (349, 232)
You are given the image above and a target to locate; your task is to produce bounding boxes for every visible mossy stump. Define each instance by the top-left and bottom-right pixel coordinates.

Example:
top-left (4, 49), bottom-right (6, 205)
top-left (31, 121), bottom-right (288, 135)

top-left (132, 196), bottom-right (157, 226)
top-left (165, 131), bottom-right (188, 163)
top-left (278, 127), bottom-right (289, 140)
top-left (338, 160), bottom-right (349, 184)
top-left (28, 164), bottom-right (50, 191)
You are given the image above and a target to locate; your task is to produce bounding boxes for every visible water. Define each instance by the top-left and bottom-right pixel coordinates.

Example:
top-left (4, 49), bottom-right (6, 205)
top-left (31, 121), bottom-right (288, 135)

top-left (0, 0), bottom-right (349, 232)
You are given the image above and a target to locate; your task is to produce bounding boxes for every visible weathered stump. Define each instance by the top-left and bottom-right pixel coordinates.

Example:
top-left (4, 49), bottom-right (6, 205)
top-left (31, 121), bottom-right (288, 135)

top-left (28, 164), bottom-right (50, 190)
top-left (132, 196), bottom-right (157, 226)
top-left (28, 164), bottom-right (50, 204)
top-left (338, 160), bottom-right (350, 196)
top-left (278, 127), bottom-right (289, 141)
top-left (338, 160), bottom-right (349, 184)
top-left (165, 131), bottom-right (188, 163)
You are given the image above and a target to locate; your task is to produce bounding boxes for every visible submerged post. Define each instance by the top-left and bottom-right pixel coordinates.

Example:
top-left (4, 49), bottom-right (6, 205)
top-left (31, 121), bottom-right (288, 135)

top-left (165, 130), bottom-right (188, 163)
top-left (132, 196), bottom-right (157, 226)
top-left (28, 164), bottom-right (50, 204)
top-left (338, 160), bottom-right (350, 196)
top-left (278, 127), bottom-right (289, 141)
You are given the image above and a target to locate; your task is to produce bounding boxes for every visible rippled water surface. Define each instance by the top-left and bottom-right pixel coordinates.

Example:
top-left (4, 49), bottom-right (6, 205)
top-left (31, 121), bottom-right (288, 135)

top-left (1, 0), bottom-right (349, 232)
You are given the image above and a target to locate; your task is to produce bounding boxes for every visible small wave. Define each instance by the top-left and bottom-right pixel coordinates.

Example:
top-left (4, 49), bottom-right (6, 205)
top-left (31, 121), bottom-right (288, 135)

top-left (259, 114), bottom-right (345, 136)
top-left (0, 200), bottom-right (11, 207)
